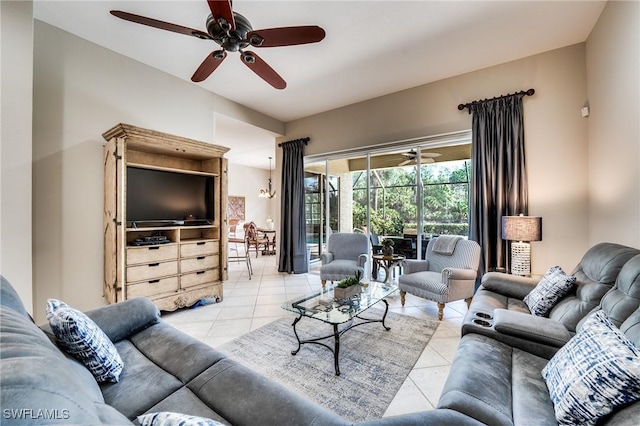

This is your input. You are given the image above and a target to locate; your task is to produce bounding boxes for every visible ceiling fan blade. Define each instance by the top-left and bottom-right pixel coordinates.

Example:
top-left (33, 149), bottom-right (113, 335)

top-left (421, 152), bottom-right (442, 158)
top-left (240, 51), bottom-right (286, 89)
top-left (398, 159), bottom-right (411, 166)
top-left (247, 26), bottom-right (326, 48)
top-left (191, 50), bottom-right (227, 82)
top-left (110, 10), bottom-right (212, 40)
top-left (207, 0), bottom-right (235, 31)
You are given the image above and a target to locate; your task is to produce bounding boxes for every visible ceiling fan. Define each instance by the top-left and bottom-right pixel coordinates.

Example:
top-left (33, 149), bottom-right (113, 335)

top-left (110, 0), bottom-right (326, 89)
top-left (398, 150), bottom-right (442, 166)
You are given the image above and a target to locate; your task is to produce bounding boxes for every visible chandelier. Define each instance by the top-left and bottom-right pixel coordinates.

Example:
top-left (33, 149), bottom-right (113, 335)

top-left (258, 156), bottom-right (276, 198)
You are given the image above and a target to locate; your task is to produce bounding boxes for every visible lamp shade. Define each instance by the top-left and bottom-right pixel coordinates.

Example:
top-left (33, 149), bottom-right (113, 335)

top-left (502, 216), bottom-right (542, 242)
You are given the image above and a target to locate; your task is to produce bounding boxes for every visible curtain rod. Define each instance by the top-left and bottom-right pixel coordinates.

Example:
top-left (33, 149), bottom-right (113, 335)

top-left (457, 88), bottom-right (535, 112)
top-left (278, 137), bottom-right (310, 147)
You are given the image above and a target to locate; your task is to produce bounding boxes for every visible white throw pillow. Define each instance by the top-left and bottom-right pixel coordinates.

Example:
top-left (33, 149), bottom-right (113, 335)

top-left (523, 266), bottom-right (576, 316)
top-left (542, 310), bottom-right (640, 425)
top-left (46, 299), bottom-right (123, 383)
top-left (138, 412), bottom-right (224, 426)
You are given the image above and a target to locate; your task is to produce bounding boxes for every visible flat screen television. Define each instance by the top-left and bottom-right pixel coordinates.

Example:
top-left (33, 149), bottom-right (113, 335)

top-left (126, 166), bottom-right (214, 227)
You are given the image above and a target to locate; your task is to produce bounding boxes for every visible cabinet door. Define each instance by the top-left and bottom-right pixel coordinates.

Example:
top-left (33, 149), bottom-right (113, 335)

top-left (104, 137), bottom-right (126, 303)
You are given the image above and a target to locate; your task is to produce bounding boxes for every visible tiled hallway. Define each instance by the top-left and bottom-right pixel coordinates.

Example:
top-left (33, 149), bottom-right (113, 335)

top-left (162, 252), bottom-right (466, 417)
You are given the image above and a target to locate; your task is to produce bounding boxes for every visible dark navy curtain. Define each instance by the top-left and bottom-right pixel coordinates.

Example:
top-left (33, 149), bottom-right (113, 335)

top-left (278, 140), bottom-right (308, 273)
top-left (470, 94), bottom-right (528, 276)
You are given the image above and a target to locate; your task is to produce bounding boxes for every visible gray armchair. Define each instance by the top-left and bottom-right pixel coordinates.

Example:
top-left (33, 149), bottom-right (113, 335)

top-left (320, 233), bottom-right (369, 289)
top-left (398, 237), bottom-right (481, 320)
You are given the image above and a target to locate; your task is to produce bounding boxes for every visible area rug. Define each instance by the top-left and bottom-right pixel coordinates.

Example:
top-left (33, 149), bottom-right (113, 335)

top-left (218, 309), bottom-right (439, 422)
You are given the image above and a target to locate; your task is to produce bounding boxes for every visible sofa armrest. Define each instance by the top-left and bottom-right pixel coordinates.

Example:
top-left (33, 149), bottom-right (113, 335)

top-left (481, 272), bottom-right (539, 299)
top-left (84, 297), bottom-right (160, 343)
top-left (405, 259), bottom-right (429, 274)
top-left (358, 253), bottom-right (368, 268)
top-left (493, 309), bottom-right (572, 348)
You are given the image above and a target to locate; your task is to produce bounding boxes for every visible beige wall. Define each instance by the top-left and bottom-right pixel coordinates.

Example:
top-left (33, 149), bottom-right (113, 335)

top-left (1, 1), bottom-right (34, 312)
top-left (227, 163), bottom-right (275, 229)
top-left (283, 44), bottom-right (591, 274)
top-left (31, 21), bottom-right (283, 322)
top-left (586, 0), bottom-right (640, 248)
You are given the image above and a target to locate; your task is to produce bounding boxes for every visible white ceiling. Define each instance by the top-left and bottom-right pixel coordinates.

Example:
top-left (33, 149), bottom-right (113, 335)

top-left (34, 0), bottom-right (606, 169)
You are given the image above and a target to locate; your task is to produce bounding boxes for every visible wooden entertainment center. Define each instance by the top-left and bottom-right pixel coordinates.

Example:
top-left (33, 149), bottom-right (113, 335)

top-left (103, 123), bottom-right (229, 311)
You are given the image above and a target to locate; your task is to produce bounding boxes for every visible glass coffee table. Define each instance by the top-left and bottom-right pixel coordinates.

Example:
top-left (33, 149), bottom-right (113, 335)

top-left (281, 282), bottom-right (398, 376)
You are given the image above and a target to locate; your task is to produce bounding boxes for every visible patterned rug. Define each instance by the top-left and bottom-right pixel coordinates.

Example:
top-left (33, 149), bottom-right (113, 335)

top-left (218, 309), bottom-right (439, 422)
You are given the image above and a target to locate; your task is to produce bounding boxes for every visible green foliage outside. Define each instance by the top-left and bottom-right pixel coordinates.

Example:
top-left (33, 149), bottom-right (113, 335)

top-left (352, 161), bottom-right (470, 237)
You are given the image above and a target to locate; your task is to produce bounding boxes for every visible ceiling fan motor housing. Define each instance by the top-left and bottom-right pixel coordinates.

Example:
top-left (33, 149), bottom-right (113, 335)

top-left (206, 12), bottom-right (252, 52)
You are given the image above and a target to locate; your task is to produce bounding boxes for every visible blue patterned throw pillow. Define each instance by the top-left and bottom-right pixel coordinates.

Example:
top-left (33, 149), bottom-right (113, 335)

top-left (137, 412), bottom-right (224, 426)
top-left (523, 266), bottom-right (576, 316)
top-left (46, 299), bottom-right (123, 383)
top-left (542, 310), bottom-right (640, 425)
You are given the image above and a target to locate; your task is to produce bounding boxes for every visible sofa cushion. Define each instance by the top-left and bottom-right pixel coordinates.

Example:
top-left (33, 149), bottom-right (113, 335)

top-left (597, 254), bottom-right (640, 327)
top-left (523, 266), bottom-right (576, 316)
top-left (100, 339), bottom-right (184, 420)
top-left (137, 411), bottom-right (224, 426)
top-left (542, 310), bottom-right (640, 426)
top-left (549, 243), bottom-right (640, 332)
top-left (46, 299), bottom-right (123, 383)
top-left (437, 333), bottom-right (556, 425)
top-left (0, 300), bottom-right (130, 425)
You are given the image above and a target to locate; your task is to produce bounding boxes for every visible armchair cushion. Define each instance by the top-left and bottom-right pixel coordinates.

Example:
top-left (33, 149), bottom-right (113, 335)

top-left (404, 259), bottom-right (430, 274)
top-left (542, 310), bottom-right (640, 426)
top-left (523, 266), bottom-right (576, 316)
top-left (320, 233), bottom-right (369, 283)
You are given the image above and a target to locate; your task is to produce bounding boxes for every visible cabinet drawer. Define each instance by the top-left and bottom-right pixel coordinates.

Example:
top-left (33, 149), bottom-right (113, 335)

top-left (181, 255), bottom-right (219, 274)
top-left (181, 269), bottom-right (220, 288)
top-left (127, 276), bottom-right (178, 298)
top-left (127, 244), bottom-right (178, 265)
top-left (127, 260), bottom-right (178, 283)
top-left (181, 240), bottom-right (218, 258)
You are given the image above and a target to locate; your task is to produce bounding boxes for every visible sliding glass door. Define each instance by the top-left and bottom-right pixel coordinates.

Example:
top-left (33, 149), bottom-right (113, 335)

top-left (304, 131), bottom-right (471, 262)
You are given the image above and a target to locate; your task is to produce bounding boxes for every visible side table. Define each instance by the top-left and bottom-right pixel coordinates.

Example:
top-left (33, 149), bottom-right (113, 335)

top-left (372, 254), bottom-right (407, 284)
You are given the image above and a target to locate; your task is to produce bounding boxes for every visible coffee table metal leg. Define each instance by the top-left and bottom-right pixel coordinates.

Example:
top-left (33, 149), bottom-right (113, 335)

top-left (291, 315), bottom-right (303, 355)
top-left (381, 299), bottom-right (391, 331)
top-left (333, 324), bottom-right (341, 376)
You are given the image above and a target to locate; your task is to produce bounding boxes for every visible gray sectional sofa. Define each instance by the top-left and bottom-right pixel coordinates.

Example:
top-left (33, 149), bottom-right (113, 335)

top-left (2, 241), bottom-right (639, 426)
top-left (437, 245), bottom-right (640, 425)
top-left (462, 242), bottom-right (640, 358)
top-left (0, 276), bottom-right (349, 425)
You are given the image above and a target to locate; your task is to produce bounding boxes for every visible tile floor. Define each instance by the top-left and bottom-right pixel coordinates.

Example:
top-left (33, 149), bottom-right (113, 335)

top-left (162, 252), bottom-right (467, 418)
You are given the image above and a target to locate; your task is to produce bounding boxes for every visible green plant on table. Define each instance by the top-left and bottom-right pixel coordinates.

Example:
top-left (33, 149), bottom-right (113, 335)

top-left (337, 270), bottom-right (363, 288)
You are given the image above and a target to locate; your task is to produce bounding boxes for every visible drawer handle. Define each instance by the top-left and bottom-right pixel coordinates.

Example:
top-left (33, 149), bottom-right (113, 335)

top-left (149, 263), bottom-right (160, 267)
top-left (196, 271), bottom-right (206, 275)
top-left (148, 246), bottom-right (160, 250)
top-left (149, 279), bottom-right (160, 284)
top-left (197, 242), bottom-right (206, 246)
top-left (197, 256), bottom-right (206, 260)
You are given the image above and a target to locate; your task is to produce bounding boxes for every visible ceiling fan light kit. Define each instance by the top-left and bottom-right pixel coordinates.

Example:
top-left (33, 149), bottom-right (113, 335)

top-left (111, 0), bottom-right (325, 89)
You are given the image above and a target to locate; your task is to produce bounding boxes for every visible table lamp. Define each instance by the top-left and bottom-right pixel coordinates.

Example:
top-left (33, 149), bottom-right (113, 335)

top-left (502, 214), bottom-right (542, 276)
